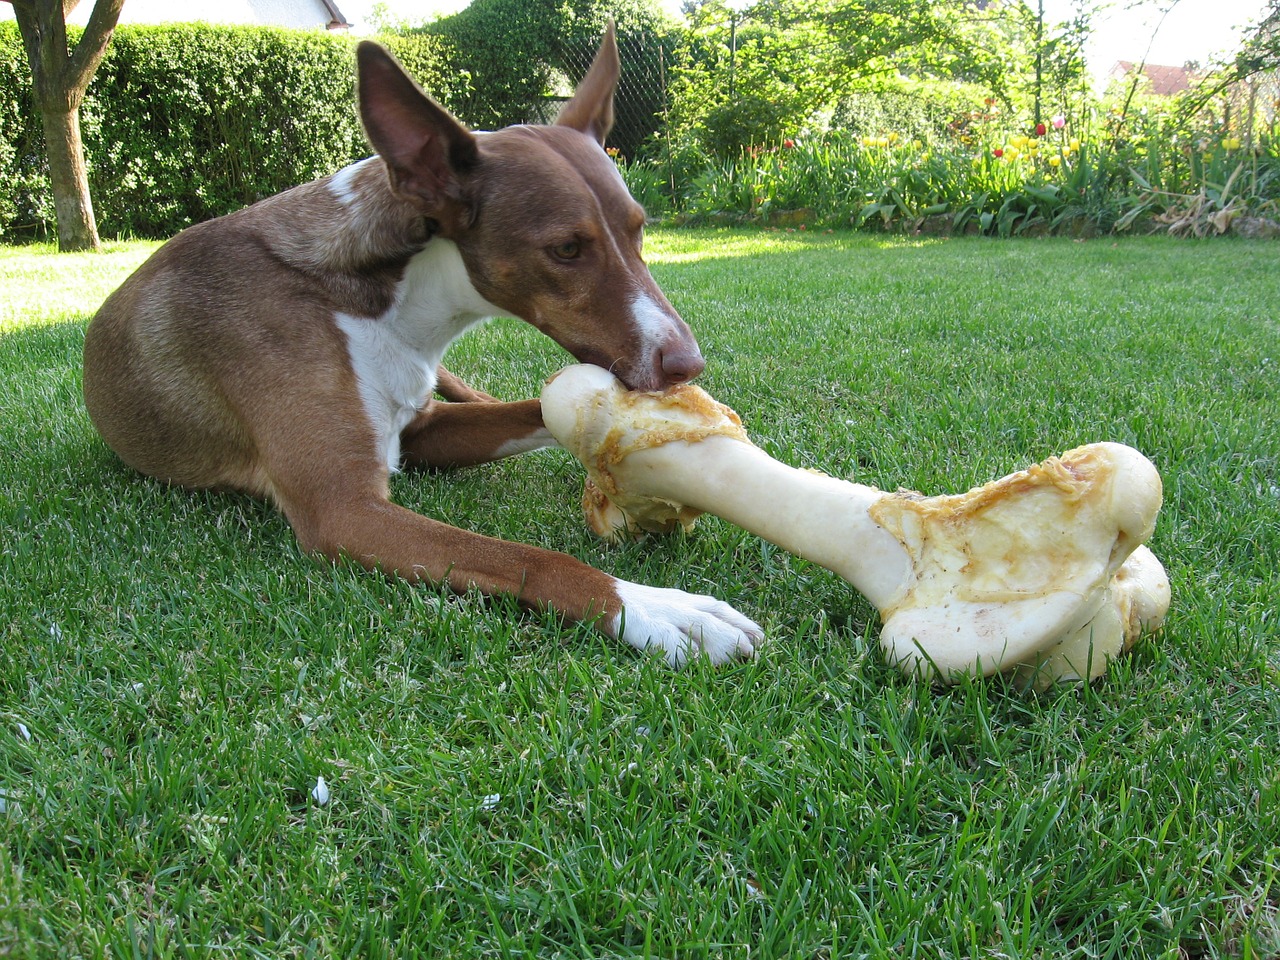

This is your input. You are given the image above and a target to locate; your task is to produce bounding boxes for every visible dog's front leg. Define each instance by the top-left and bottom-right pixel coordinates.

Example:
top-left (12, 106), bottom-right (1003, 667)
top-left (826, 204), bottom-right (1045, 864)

top-left (274, 476), bottom-right (761, 666)
top-left (399, 398), bottom-right (554, 469)
top-left (434, 365), bottom-right (499, 403)
top-left (265, 401), bottom-right (759, 663)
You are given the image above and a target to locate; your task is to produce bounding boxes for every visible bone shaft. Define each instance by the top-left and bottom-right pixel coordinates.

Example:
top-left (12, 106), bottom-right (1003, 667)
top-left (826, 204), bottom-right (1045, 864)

top-left (618, 437), bottom-right (911, 610)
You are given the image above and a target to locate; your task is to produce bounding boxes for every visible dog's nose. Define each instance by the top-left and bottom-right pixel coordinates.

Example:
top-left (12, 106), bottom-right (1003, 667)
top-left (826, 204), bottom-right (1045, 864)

top-left (660, 347), bottom-right (705, 384)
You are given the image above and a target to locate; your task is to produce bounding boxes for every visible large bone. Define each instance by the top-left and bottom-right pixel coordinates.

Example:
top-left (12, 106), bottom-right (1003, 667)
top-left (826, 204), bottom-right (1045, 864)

top-left (542, 364), bottom-right (1170, 687)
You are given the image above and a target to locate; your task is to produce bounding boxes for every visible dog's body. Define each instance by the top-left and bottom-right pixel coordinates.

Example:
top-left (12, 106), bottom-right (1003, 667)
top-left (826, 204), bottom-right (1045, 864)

top-left (82, 27), bottom-right (761, 665)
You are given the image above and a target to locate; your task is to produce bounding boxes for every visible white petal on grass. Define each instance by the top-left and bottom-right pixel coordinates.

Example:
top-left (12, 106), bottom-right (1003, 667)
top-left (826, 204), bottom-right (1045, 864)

top-left (311, 776), bottom-right (331, 806)
top-left (16, 723), bottom-right (30, 742)
top-left (478, 793), bottom-right (501, 811)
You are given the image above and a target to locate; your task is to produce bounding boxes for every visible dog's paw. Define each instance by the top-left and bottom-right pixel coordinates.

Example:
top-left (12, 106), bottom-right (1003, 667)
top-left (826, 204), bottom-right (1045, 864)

top-left (610, 581), bottom-right (763, 667)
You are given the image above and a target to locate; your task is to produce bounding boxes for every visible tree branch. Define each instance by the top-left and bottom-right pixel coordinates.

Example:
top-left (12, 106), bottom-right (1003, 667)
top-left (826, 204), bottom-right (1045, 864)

top-left (65, 0), bottom-right (125, 99)
top-left (8, 0), bottom-right (68, 104)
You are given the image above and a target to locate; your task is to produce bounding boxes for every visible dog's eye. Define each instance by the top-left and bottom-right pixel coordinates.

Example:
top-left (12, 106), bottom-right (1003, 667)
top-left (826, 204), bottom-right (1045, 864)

top-left (551, 241), bottom-right (581, 262)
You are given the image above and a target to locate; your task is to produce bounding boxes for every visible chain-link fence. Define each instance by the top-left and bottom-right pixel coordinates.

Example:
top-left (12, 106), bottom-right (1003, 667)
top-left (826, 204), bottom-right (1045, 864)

top-left (539, 28), bottom-right (673, 161)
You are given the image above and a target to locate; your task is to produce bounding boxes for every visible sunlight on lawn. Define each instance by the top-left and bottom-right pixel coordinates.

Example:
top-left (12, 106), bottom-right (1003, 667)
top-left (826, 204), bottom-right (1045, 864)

top-left (0, 241), bottom-right (159, 331)
top-left (645, 228), bottom-right (941, 264)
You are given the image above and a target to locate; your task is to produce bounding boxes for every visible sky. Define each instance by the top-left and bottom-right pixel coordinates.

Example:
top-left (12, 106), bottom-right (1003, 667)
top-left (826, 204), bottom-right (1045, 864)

top-left (340, 0), bottom-right (1272, 75)
top-left (1052, 0), bottom-right (1270, 76)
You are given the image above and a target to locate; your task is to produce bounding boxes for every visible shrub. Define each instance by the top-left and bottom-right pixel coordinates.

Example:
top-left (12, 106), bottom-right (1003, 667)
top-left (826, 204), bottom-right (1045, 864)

top-left (0, 23), bottom-right (455, 241)
top-left (831, 80), bottom-right (993, 147)
top-left (4, 17), bottom-right (1275, 243)
top-left (84, 26), bottom-right (362, 237)
top-left (0, 24), bottom-right (55, 238)
top-left (656, 99), bottom-right (1280, 237)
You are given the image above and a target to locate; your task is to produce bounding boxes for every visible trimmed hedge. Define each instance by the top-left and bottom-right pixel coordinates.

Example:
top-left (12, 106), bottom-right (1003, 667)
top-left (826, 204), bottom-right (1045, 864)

top-left (0, 22), bottom-right (460, 241)
top-left (0, 23), bottom-right (47, 239)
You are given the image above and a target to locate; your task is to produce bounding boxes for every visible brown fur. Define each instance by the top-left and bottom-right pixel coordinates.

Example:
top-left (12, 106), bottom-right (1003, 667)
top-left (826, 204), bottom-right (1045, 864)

top-left (83, 26), bottom-right (708, 632)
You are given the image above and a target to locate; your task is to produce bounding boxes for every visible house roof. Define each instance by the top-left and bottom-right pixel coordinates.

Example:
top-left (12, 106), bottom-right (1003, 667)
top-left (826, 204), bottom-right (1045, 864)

top-left (2, 0), bottom-right (353, 32)
top-left (1108, 61), bottom-right (1199, 96)
top-left (319, 0), bottom-right (353, 30)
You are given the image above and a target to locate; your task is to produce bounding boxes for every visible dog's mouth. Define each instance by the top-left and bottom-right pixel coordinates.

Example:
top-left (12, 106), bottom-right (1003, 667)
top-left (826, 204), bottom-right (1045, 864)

top-left (569, 350), bottom-right (703, 394)
top-left (570, 349), bottom-right (647, 392)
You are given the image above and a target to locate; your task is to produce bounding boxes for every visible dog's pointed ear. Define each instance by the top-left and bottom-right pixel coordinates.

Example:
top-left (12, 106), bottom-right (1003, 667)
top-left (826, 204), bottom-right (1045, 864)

top-left (356, 41), bottom-right (479, 206)
top-left (555, 20), bottom-right (619, 146)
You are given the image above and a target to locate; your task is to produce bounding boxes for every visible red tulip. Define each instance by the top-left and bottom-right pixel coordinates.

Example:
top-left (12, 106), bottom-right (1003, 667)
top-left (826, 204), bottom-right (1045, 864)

top-left (993, 148), bottom-right (1004, 158)
top-left (1035, 122), bottom-right (1047, 137)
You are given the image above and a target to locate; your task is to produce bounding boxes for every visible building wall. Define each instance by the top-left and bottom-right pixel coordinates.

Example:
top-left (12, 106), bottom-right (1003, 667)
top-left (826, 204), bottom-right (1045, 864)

top-left (0, 0), bottom-right (345, 31)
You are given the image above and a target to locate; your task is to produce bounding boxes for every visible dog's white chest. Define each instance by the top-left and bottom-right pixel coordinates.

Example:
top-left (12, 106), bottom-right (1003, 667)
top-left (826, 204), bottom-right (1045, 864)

top-left (335, 239), bottom-right (507, 473)
top-left (336, 314), bottom-right (436, 472)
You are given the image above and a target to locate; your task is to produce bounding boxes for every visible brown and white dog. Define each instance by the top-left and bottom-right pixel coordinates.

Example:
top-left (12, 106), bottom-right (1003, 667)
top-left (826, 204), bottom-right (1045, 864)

top-left (82, 26), bottom-right (762, 666)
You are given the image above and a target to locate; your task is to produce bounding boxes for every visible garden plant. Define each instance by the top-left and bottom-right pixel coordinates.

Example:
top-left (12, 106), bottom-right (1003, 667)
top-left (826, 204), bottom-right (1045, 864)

top-left (4, 0), bottom-right (1279, 244)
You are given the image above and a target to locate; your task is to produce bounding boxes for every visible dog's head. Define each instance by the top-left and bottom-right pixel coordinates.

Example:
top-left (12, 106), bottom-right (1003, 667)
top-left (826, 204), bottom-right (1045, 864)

top-left (356, 25), bottom-right (704, 392)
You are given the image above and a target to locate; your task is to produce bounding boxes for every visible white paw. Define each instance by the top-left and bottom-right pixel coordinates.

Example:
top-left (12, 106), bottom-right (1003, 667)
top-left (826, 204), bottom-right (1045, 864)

top-left (611, 581), bottom-right (763, 667)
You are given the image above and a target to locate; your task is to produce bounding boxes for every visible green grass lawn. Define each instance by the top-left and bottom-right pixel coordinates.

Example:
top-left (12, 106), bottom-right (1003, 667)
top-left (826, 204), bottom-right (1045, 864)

top-left (1, 231), bottom-right (1277, 958)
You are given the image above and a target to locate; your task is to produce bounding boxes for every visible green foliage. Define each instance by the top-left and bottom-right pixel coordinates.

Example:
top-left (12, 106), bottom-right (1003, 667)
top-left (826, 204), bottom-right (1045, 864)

top-left (419, 0), bottom-right (567, 130)
top-left (0, 22), bottom-right (455, 241)
top-left (664, 4), bottom-right (835, 158)
top-left (85, 26), bottom-right (362, 238)
top-left (614, 152), bottom-right (674, 215)
top-left (1029, 1), bottom-right (1095, 124)
top-left (555, 0), bottom-right (681, 161)
top-left (421, 0), bottom-right (674, 158)
top-left (0, 23), bottom-right (54, 236)
top-left (665, 0), bottom-right (1031, 160)
top-left (832, 79), bottom-right (993, 145)
top-left (631, 92), bottom-right (1280, 235)
top-left (4, 3), bottom-right (1277, 244)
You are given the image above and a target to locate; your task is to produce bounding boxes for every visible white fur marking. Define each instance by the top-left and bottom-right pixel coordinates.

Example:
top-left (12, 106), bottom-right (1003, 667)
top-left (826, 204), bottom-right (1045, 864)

top-left (493, 428), bottom-right (558, 460)
top-left (328, 157), bottom-right (377, 206)
top-left (630, 293), bottom-right (679, 361)
top-left (336, 313), bottom-right (433, 472)
top-left (610, 580), bottom-right (763, 667)
top-left (337, 239), bottom-right (510, 472)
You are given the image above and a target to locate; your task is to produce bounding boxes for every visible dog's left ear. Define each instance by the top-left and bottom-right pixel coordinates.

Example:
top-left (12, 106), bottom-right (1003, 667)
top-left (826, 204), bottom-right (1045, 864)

top-left (556, 21), bottom-right (619, 146)
top-left (357, 41), bottom-right (479, 209)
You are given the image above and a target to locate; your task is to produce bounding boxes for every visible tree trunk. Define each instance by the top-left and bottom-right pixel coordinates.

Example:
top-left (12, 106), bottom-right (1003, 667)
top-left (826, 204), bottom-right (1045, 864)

top-left (10, 0), bottom-right (125, 252)
top-left (40, 104), bottom-right (100, 252)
